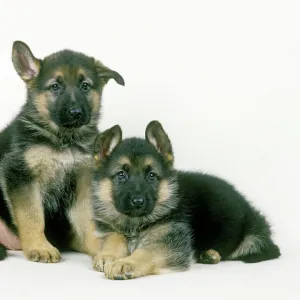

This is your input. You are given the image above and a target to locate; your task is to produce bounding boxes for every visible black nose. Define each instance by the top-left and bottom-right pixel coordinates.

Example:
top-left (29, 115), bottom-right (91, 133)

top-left (130, 197), bottom-right (145, 208)
top-left (68, 108), bottom-right (82, 120)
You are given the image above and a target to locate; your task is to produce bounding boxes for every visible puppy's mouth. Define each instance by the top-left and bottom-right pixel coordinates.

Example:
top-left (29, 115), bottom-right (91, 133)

top-left (123, 210), bottom-right (150, 218)
top-left (120, 204), bottom-right (155, 218)
top-left (62, 121), bottom-right (85, 129)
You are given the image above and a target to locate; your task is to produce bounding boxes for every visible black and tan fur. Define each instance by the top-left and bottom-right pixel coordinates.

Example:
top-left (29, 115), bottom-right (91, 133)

top-left (0, 41), bottom-right (124, 262)
top-left (91, 121), bottom-right (280, 280)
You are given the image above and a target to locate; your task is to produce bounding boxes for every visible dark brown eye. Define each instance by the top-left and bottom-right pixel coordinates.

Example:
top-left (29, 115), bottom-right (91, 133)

top-left (148, 171), bottom-right (156, 181)
top-left (51, 83), bottom-right (60, 92)
top-left (117, 171), bottom-right (128, 182)
top-left (81, 81), bottom-right (91, 92)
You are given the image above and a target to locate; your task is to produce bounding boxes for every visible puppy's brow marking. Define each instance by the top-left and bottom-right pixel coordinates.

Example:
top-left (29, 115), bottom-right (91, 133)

top-left (45, 78), bottom-right (59, 87)
top-left (77, 68), bottom-right (87, 77)
top-left (53, 70), bottom-right (64, 78)
top-left (144, 157), bottom-right (154, 167)
top-left (118, 156), bottom-right (131, 166)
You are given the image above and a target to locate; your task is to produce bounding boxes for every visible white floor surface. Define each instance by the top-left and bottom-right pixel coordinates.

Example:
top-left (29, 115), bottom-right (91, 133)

top-left (1, 249), bottom-right (298, 300)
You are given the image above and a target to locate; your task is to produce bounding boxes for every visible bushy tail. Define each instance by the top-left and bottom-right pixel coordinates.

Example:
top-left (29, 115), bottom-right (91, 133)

top-left (0, 244), bottom-right (7, 260)
top-left (240, 241), bottom-right (281, 263)
top-left (228, 208), bottom-right (281, 263)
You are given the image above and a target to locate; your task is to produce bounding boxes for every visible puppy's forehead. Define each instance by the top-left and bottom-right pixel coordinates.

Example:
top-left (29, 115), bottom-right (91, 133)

top-left (44, 65), bottom-right (94, 82)
top-left (44, 50), bottom-right (94, 67)
top-left (41, 50), bottom-right (96, 81)
top-left (110, 154), bottom-right (162, 173)
top-left (141, 156), bottom-right (164, 173)
top-left (142, 156), bottom-right (156, 168)
top-left (57, 66), bottom-right (91, 80)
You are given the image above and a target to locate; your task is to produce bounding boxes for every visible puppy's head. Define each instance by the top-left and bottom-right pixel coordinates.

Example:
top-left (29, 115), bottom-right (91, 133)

top-left (92, 121), bottom-right (177, 225)
top-left (12, 41), bottom-right (124, 131)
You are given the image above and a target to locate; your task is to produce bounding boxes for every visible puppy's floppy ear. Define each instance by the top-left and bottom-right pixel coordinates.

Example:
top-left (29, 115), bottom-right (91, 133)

top-left (94, 125), bottom-right (122, 162)
top-left (12, 41), bottom-right (41, 81)
top-left (145, 120), bottom-right (174, 164)
top-left (95, 60), bottom-right (125, 86)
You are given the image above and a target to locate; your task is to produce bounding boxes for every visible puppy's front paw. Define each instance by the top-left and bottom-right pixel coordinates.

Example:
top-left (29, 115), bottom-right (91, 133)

top-left (105, 259), bottom-right (143, 280)
top-left (24, 245), bottom-right (60, 263)
top-left (93, 253), bottom-right (116, 272)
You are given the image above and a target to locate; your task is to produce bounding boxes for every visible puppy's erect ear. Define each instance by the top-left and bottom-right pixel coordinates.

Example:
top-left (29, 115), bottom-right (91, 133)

top-left (94, 125), bottom-right (122, 162)
top-left (145, 120), bottom-right (174, 164)
top-left (12, 41), bottom-right (41, 81)
top-left (95, 60), bottom-right (125, 86)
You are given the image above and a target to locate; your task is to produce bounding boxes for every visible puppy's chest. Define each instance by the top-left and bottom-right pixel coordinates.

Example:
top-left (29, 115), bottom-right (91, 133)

top-left (126, 233), bottom-right (141, 254)
top-left (120, 229), bottom-right (148, 254)
top-left (24, 145), bottom-right (91, 183)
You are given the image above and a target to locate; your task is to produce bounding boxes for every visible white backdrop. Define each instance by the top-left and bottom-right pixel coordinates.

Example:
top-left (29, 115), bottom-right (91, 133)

top-left (0, 0), bottom-right (299, 299)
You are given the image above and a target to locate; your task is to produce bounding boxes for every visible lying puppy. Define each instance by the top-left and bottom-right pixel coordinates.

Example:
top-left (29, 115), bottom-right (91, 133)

top-left (91, 121), bottom-right (280, 280)
top-left (0, 41), bottom-right (124, 262)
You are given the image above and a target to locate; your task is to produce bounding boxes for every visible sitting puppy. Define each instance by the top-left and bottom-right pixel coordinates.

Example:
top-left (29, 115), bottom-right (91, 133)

top-left (91, 121), bottom-right (280, 280)
top-left (0, 41), bottom-right (124, 262)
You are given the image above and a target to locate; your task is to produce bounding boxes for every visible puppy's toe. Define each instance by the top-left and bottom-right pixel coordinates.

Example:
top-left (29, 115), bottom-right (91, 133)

top-left (105, 259), bottom-right (141, 280)
top-left (93, 253), bottom-right (116, 272)
top-left (25, 246), bottom-right (61, 263)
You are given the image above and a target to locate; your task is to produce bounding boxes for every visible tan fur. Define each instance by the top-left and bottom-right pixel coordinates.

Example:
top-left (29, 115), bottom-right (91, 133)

top-left (105, 248), bottom-right (168, 280)
top-left (44, 71), bottom-right (63, 87)
top-left (53, 70), bottom-right (64, 79)
top-left (109, 156), bottom-right (131, 174)
top-left (11, 183), bottom-right (60, 263)
top-left (77, 68), bottom-right (87, 77)
top-left (97, 178), bottom-right (114, 203)
top-left (68, 168), bottom-right (100, 256)
top-left (105, 224), bottom-right (172, 279)
top-left (32, 92), bottom-right (59, 131)
top-left (45, 78), bottom-right (58, 87)
top-left (34, 93), bottom-right (51, 119)
top-left (70, 221), bottom-right (100, 256)
top-left (93, 232), bottom-right (128, 272)
top-left (118, 156), bottom-right (131, 166)
top-left (144, 157), bottom-right (154, 167)
top-left (84, 222), bottom-right (101, 256)
top-left (89, 90), bottom-right (101, 114)
top-left (24, 145), bottom-right (90, 184)
top-left (157, 180), bottom-right (171, 203)
top-left (139, 223), bottom-right (171, 248)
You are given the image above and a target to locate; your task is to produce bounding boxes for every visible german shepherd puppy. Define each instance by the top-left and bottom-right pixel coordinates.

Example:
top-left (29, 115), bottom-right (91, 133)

top-left (0, 41), bottom-right (124, 261)
top-left (91, 121), bottom-right (280, 280)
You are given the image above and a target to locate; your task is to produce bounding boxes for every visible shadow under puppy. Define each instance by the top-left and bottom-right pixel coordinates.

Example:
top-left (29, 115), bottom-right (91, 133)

top-left (91, 121), bottom-right (280, 280)
top-left (0, 41), bottom-right (124, 261)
